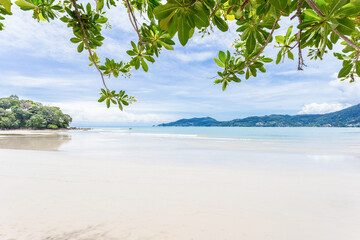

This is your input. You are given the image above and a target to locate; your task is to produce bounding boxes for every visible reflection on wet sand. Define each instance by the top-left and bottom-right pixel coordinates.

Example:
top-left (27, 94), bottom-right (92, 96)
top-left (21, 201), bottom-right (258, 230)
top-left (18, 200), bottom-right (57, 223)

top-left (0, 133), bottom-right (71, 151)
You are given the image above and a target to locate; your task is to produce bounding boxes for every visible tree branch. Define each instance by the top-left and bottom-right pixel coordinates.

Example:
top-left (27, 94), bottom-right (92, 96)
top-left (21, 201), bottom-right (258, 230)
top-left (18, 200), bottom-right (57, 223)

top-left (71, 0), bottom-right (112, 94)
top-left (304, 0), bottom-right (360, 51)
top-left (123, 0), bottom-right (145, 52)
top-left (293, 0), bottom-right (305, 70)
top-left (233, 16), bottom-right (281, 75)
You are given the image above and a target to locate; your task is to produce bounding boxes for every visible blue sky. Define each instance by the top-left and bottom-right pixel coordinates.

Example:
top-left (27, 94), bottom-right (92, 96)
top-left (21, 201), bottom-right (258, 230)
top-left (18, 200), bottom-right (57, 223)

top-left (0, 6), bottom-right (359, 126)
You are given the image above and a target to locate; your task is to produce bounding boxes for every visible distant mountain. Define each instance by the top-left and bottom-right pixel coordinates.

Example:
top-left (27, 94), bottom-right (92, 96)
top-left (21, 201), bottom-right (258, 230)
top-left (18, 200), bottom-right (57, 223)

top-left (158, 104), bottom-right (360, 127)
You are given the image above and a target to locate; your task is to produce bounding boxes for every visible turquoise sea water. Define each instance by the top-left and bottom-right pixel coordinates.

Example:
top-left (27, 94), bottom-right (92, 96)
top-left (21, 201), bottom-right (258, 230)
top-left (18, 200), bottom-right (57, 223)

top-left (114, 126), bottom-right (360, 141)
top-left (87, 126), bottom-right (360, 149)
top-left (44, 127), bottom-right (359, 172)
top-left (1, 127), bottom-right (360, 170)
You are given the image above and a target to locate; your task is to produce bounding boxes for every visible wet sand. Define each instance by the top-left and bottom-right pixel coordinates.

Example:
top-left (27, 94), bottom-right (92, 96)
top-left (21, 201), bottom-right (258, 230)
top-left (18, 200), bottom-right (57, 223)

top-left (0, 130), bottom-right (360, 239)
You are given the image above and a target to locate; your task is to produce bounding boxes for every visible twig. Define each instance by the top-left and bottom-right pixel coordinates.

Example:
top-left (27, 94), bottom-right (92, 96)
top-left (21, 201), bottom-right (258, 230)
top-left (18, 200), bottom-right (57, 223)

top-left (123, 0), bottom-right (145, 53)
top-left (240, 0), bottom-right (250, 10)
top-left (71, 0), bottom-right (112, 94)
top-left (94, 0), bottom-right (99, 13)
top-left (293, 0), bottom-right (305, 70)
top-left (233, 15), bottom-right (281, 75)
top-left (305, 0), bottom-right (360, 51)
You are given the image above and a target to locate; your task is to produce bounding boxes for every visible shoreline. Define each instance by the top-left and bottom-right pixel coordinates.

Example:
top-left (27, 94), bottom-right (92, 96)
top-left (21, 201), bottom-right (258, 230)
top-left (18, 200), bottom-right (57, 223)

top-left (0, 127), bottom-right (91, 132)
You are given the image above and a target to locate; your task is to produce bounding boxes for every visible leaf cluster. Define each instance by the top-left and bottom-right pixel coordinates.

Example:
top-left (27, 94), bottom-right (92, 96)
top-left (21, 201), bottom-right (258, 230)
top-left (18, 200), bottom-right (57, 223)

top-left (2, 0), bottom-right (360, 110)
top-left (98, 89), bottom-right (137, 110)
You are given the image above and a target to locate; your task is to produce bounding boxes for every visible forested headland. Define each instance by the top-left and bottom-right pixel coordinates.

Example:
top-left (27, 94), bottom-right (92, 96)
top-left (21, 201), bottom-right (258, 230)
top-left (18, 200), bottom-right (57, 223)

top-left (0, 95), bottom-right (72, 129)
top-left (159, 103), bottom-right (360, 127)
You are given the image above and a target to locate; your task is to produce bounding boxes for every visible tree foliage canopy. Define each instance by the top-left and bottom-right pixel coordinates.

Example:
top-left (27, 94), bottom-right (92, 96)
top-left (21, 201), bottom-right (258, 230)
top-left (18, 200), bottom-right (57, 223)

top-left (0, 95), bottom-right (72, 129)
top-left (1, 0), bottom-right (359, 109)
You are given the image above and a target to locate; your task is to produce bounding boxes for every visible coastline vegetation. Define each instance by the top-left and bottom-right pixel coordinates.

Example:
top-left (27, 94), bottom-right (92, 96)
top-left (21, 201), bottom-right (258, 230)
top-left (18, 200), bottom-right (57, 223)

top-left (0, 95), bottom-right (72, 129)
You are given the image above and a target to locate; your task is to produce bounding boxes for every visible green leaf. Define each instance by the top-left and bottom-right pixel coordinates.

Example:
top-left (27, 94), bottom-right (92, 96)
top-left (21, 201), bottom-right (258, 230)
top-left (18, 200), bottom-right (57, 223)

top-left (287, 50), bottom-right (294, 60)
top-left (98, 96), bottom-right (106, 102)
top-left (246, 31), bottom-right (256, 54)
top-left (338, 63), bottom-right (353, 78)
top-left (245, 68), bottom-right (251, 79)
top-left (262, 57), bottom-right (273, 63)
top-left (96, 17), bottom-right (108, 23)
top-left (159, 11), bottom-right (175, 30)
top-left (315, 0), bottom-right (329, 13)
top-left (189, 2), bottom-right (209, 28)
top-left (355, 61), bottom-right (360, 77)
top-left (86, 3), bottom-right (91, 13)
top-left (330, 31), bottom-right (339, 44)
top-left (256, 2), bottom-right (270, 15)
top-left (276, 50), bottom-right (282, 64)
top-left (168, 13), bottom-right (179, 37)
top-left (70, 37), bottom-right (81, 43)
top-left (118, 102), bottom-right (123, 111)
top-left (134, 58), bottom-right (140, 69)
top-left (97, 0), bottom-right (104, 11)
top-left (226, 50), bottom-right (231, 62)
top-left (214, 58), bottom-right (225, 67)
top-left (141, 59), bottom-right (148, 72)
top-left (131, 41), bottom-right (137, 50)
top-left (106, 98), bottom-right (110, 108)
top-left (328, 0), bottom-right (347, 15)
top-left (275, 35), bottom-right (285, 44)
top-left (297, 21), bottom-right (315, 29)
top-left (285, 26), bottom-right (293, 40)
top-left (259, 66), bottom-right (266, 72)
top-left (153, 4), bottom-right (178, 20)
top-left (336, 18), bottom-right (355, 35)
top-left (222, 80), bottom-right (228, 91)
top-left (126, 50), bottom-right (137, 56)
top-left (268, 0), bottom-right (287, 10)
top-left (143, 55), bottom-right (155, 62)
top-left (15, 0), bottom-right (35, 10)
top-left (218, 51), bottom-right (226, 63)
top-left (249, 66), bottom-right (257, 77)
top-left (95, 36), bottom-right (105, 41)
top-left (77, 43), bottom-right (84, 53)
top-left (303, 9), bottom-right (323, 21)
top-left (255, 30), bottom-right (265, 45)
top-left (260, 19), bottom-right (277, 29)
top-left (213, 15), bottom-right (228, 32)
top-left (51, 5), bottom-right (62, 10)
top-left (0, 0), bottom-right (11, 13)
top-left (338, 1), bottom-right (360, 16)
top-left (178, 15), bottom-right (191, 46)
top-left (121, 99), bottom-right (129, 106)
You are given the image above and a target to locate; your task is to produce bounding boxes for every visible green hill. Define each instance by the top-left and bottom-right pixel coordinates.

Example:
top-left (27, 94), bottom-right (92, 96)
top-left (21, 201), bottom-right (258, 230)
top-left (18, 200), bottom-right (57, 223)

top-left (158, 104), bottom-right (360, 127)
top-left (0, 95), bottom-right (72, 129)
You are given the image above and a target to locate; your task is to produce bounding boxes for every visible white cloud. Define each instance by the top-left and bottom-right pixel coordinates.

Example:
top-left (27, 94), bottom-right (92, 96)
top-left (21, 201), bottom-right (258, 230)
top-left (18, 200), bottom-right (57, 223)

top-left (0, 6), bottom-right (134, 62)
top-left (329, 75), bottom-right (360, 102)
top-left (298, 102), bottom-right (351, 114)
top-left (47, 101), bottom-right (177, 124)
top-left (0, 9), bottom-right (78, 62)
top-left (173, 51), bottom-right (215, 62)
top-left (0, 74), bottom-right (93, 88)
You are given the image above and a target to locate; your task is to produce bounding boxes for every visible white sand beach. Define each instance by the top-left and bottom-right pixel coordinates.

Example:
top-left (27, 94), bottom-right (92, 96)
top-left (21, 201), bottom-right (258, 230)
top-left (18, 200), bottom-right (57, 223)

top-left (1, 129), bottom-right (360, 240)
